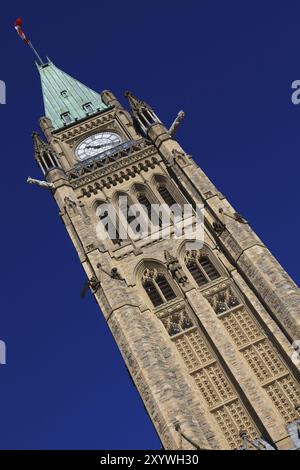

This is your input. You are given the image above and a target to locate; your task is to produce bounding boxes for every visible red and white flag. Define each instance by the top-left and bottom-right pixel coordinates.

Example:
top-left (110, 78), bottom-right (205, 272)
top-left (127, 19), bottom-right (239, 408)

top-left (14, 18), bottom-right (30, 44)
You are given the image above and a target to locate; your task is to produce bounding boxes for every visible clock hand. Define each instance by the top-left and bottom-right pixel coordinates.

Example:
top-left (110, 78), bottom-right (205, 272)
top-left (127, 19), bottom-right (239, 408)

top-left (86, 143), bottom-right (110, 149)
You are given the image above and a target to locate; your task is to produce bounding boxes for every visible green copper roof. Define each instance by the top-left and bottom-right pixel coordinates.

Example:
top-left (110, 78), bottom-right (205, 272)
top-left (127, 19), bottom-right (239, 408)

top-left (37, 59), bottom-right (108, 130)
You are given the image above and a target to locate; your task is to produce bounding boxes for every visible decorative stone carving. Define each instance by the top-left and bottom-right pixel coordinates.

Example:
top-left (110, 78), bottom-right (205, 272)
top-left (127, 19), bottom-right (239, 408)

top-left (80, 275), bottom-right (100, 299)
top-left (213, 220), bottom-right (225, 236)
top-left (164, 250), bottom-right (188, 285)
top-left (161, 309), bottom-right (193, 336)
top-left (58, 111), bottom-right (116, 142)
top-left (169, 111), bottom-right (185, 137)
top-left (67, 140), bottom-right (158, 190)
top-left (141, 267), bottom-right (158, 282)
top-left (171, 148), bottom-right (187, 164)
top-left (64, 196), bottom-right (79, 216)
top-left (110, 267), bottom-right (123, 280)
top-left (206, 286), bottom-right (240, 315)
top-left (96, 263), bottom-right (125, 282)
top-left (86, 243), bottom-right (95, 252)
top-left (184, 249), bottom-right (198, 263)
top-left (27, 177), bottom-right (54, 190)
top-left (219, 208), bottom-right (248, 224)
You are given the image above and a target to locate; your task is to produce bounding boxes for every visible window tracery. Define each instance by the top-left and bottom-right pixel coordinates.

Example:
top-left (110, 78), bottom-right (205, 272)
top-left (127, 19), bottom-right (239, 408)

top-left (185, 250), bottom-right (221, 287)
top-left (142, 268), bottom-right (176, 307)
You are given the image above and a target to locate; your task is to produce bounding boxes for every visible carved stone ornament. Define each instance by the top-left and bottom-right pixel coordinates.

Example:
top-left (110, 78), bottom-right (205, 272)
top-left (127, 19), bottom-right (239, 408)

top-left (184, 249), bottom-right (198, 263)
top-left (141, 268), bottom-right (158, 283)
top-left (172, 148), bottom-right (187, 164)
top-left (110, 267), bottom-right (123, 280)
top-left (64, 196), bottom-right (79, 216)
top-left (213, 220), bottom-right (226, 236)
top-left (89, 275), bottom-right (101, 293)
top-left (164, 250), bottom-right (188, 285)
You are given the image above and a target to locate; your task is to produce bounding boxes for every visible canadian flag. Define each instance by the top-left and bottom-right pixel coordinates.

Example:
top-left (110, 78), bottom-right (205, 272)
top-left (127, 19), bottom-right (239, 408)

top-left (14, 18), bottom-right (30, 44)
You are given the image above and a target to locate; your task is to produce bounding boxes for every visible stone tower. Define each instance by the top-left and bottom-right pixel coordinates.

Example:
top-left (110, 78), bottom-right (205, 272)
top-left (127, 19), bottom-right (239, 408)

top-left (31, 59), bottom-right (300, 450)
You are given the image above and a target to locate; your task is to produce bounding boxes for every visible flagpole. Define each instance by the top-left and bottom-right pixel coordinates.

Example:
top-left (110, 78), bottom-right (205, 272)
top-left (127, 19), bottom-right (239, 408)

top-left (14, 18), bottom-right (45, 66)
top-left (28, 41), bottom-right (44, 66)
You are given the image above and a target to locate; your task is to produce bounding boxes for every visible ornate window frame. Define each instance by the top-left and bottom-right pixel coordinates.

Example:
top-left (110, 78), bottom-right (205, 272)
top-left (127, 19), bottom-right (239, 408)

top-left (152, 173), bottom-right (188, 208)
top-left (178, 244), bottom-right (227, 291)
top-left (137, 261), bottom-right (181, 310)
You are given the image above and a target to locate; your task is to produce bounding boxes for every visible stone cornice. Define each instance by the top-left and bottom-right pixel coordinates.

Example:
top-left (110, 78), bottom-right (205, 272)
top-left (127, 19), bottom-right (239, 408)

top-left (52, 107), bottom-right (116, 143)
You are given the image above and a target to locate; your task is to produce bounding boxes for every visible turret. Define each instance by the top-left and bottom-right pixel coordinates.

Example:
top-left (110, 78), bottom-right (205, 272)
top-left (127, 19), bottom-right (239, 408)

top-left (124, 91), bottom-right (162, 134)
top-left (32, 131), bottom-right (60, 174)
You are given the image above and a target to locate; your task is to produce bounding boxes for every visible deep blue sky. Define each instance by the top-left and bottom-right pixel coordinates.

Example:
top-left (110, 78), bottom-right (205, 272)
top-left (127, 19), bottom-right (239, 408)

top-left (0, 0), bottom-right (300, 450)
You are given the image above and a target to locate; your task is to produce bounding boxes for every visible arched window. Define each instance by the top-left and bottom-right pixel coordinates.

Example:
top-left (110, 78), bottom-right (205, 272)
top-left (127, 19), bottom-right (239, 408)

top-left (157, 185), bottom-right (177, 207)
top-left (142, 268), bottom-right (176, 307)
top-left (136, 192), bottom-right (152, 219)
top-left (134, 185), bottom-right (162, 229)
top-left (96, 203), bottom-right (121, 246)
top-left (117, 193), bottom-right (136, 226)
top-left (185, 250), bottom-right (220, 287)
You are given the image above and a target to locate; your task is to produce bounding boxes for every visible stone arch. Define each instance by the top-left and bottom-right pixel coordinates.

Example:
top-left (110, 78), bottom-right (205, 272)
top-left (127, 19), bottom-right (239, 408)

top-left (135, 259), bottom-right (180, 308)
top-left (177, 241), bottom-right (225, 288)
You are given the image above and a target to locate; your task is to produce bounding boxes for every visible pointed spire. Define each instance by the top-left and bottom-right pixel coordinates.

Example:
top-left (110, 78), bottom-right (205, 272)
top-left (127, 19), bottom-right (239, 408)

top-left (37, 59), bottom-right (108, 130)
top-left (32, 131), bottom-right (48, 160)
top-left (124, 91), bottom-right (153, 116)
top-left (124, 91), bottom-right (160, 133)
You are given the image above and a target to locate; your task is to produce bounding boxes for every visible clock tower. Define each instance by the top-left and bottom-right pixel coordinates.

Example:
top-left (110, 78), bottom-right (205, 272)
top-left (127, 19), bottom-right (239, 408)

top-left (31, 59), bottom-right (300, 450)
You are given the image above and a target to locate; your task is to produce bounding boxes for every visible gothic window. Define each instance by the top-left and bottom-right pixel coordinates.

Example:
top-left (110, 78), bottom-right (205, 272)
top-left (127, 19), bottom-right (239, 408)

top-left (83, 102), bottom-right (94, 113)
top-left (117, 193), bottom-right (136, 226)
top-left (158, 185), bottom-right (177, 207)
top-left (96, 203), bottom-right (121, 246)
top-left (185, 250), bottom-right (221, 287)
top-left (142, 268), bottom-right (176, 307)
top-left (61, 111), bottom-right (72, 125)
top-left (136, 190), bottom-right (163, 230)
top-left (156, 274), bottom-right (176, 301)
top-left (137, 192), bottom-right (152, 219)
top-left (143, 280), bottom-right (163, 307)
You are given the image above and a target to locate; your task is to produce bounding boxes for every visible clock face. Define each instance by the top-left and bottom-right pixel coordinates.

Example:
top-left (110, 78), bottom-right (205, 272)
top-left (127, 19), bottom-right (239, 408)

top-left (75, 132), bottom-right (122, 161)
